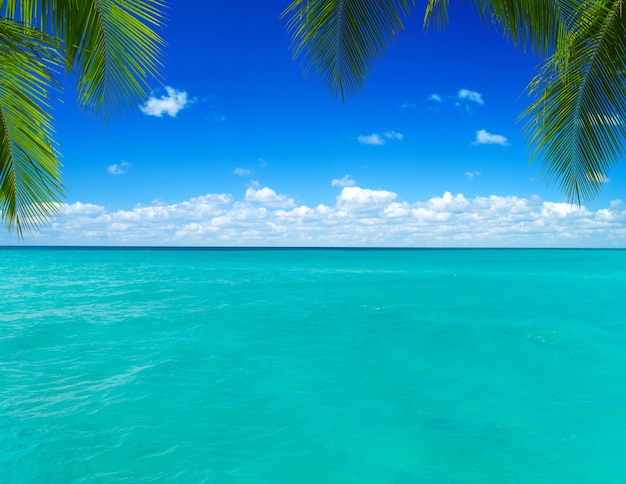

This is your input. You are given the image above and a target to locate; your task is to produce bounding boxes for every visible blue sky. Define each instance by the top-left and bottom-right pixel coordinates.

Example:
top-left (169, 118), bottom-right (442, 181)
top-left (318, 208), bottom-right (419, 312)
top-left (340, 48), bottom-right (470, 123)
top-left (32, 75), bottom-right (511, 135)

top-left (4, 0), bottom-right (626, 247)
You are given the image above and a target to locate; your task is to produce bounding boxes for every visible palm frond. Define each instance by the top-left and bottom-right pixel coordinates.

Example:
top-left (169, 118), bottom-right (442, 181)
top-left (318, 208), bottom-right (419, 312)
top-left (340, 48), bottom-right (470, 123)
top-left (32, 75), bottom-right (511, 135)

top-left (425, 0), bottom-right (574, 55)
top-left (283, 0), bottom-right (415, 101)
top-left (4, 0), bottom-right (166, 117)
top-left (0, 0), bottom-right (164, 234)
top-left (0, 19), bottom-right (62, 235)
top-left (522, 0), bottom-right (626, 203)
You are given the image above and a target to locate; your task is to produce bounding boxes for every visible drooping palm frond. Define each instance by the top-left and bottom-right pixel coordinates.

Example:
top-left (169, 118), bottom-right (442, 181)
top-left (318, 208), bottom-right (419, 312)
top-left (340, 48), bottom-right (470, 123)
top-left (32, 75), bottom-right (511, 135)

top-left (0, 0), bottom-right (164, 234)
top-left (0, 20), bottom-right (62, 235)
top-left (522, 0), bottom-right (626, 203)
top-left (283, 0), bottom-right (415, 101)
top-left (424, 0), bottom-right (575, 55)
top-left (3, 0), bottom-right (166, 117)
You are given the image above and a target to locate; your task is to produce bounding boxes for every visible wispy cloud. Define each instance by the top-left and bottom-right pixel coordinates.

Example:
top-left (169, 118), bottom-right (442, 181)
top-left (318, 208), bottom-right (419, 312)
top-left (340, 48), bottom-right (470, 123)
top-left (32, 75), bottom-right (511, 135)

top-left (465, 170), bottom-right (481, 180)
top-left (400, 101), bottom-right (417, 110)
top-left (384, 130), bottom-right (404, 141)
top-left (9, 186), bottom-right (626, 247)
top-left (473, 129), bottom-right (509, 146)
top-left (332, 175), bottom-right (356, 187)
top-left (140, 86), bottom-right (190, 117)
top-left (427, 89), bottom-right (484, 111)
top-left (208, 113), bottom-right (226, 122)
top-left (107, 161), bottom-right (130, 175)
top-left (458, 89), bottom-right (484, 105)
top-left (234, 167), bottom-right (251, 176)
top-left (358, 131), bottom-right (404, 145)
top-left (358, 134), bottom-right (385, 145)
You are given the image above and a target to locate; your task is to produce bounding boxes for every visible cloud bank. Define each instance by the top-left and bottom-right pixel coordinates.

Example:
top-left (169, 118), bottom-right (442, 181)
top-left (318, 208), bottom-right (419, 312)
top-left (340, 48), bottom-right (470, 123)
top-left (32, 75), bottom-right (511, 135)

top-left (8, 185), bottom-right (626, 248)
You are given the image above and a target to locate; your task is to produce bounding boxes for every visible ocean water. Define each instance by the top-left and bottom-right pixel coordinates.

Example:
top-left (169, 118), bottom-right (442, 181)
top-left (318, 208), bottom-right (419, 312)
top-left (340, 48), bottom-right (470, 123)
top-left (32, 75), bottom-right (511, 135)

top-left (1, 247), bottom-right (626, 482)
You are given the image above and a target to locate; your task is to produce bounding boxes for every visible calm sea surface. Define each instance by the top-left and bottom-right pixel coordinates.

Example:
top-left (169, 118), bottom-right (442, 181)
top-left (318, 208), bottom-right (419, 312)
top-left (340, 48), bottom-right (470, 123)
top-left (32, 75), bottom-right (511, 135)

top-left (1, 247), bottom-right (626, 482)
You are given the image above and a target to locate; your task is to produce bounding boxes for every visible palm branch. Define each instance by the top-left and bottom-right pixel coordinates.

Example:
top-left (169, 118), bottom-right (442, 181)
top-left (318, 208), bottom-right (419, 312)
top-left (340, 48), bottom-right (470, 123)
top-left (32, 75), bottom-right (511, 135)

top-left (0, 20), bottom-right (61, 234)
top-left (283, 0), bottom-right (414, 101)
top-left (522, 0), bottom-right (626, 203)
top-left (284, 0), bottom-right (625, 203)
top-left (0, 0), bottom-right (164, 234)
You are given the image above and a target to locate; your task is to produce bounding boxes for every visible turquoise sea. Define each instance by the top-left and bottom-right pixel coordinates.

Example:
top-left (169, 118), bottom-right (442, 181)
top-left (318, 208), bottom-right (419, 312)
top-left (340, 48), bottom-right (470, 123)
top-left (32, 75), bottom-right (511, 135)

top-left (2, 247), bottom-right (626, 482)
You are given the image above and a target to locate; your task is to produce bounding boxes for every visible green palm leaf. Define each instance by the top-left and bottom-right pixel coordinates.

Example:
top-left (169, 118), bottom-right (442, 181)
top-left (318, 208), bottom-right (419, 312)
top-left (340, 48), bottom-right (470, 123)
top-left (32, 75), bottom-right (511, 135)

top-left (0, 0), bottom-right (164, 234)
top-left (285, 0), bottom-right (626, 203)
top-left (4, 0), bottom-right (165, 116)
top-left (424, 0), bottom-right (573, 55)
top-left (0, 20), bottom-right (61, 234)
top-left (283, 0), bottom-right (414, 100)
top-left (523, 0), bottom-right (626, 203)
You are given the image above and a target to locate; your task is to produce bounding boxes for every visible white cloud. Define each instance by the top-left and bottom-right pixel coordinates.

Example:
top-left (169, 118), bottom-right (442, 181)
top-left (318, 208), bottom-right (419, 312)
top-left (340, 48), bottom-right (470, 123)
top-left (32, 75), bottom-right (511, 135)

top-left (245, 187), bottom-right (294, 208)
top-left (473, 129), bottom-right (509, 146)
top-left (337, 186), bottom-right (397, 209)
top-left (5, 186), bottom-right (626, 248)
top-left (358, 131), bottom-right (404, 145)
top-left (384, 130), bottom-right (404, 141)
top-left (234, 167), bottom-right (251, 176)
top-left (107, 161), bottom-right (130, 175)
top-left (357, 134), bottom-right (385, 145)
top-left (60, 202), bottom-right (106, 216)
top-left (426, 89), bottom-right (484, 112)
top-left (140, 86), bottom-right (189, 117)
top-left (400, 101), bottom-right (416, 109)
top-left (465, 170), bottom-right (481, 179)
top-left (458, 89), bottom-right (484, 105)
top-left (332, 175), bottom-right (356, 187)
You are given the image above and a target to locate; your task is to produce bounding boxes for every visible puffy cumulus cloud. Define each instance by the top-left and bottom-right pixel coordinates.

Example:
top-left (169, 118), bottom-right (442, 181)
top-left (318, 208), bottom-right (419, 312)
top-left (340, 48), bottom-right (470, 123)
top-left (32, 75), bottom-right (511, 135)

top-left (7, 187), bottom-right (626, 248)
top-left (140, 87), bottom-right (190, 117)
top-left (423, 192), bottom-right (469, 212)
top-left (338, 187), bottom-right (398, 209)
top-left (458, 89), bottom-right (484, 105)
top-left (244, 187), bottom-right (294, 208)
top-left (357, 131), bottom-right (404, 145)
top-left (107, 161), bottom-right (130, 175)
top-left (473, 129), bottom-right (509, 146)
top-left (332, 175), bottom-right (356, 187)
